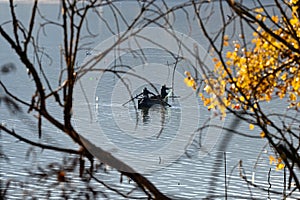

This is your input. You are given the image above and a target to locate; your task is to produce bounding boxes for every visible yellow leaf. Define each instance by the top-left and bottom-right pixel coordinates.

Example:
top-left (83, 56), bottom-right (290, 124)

top-left (239, 96), bottom-right (245, 102)
top-left (224, 99), bottom-right (231, 107)
top-left (281, 73), bottom-right (287, 81)
top-left (234, 43), bottom-right (241, 49)
top-left (253, 103), bottom-right (258, 109)
top-left (278, 157), bottom-right (282, 163)
top-left (204, 98), bottom-right (211, 106)
top-left (276, 91), bottom-right (285, 99)
top-left (289, 92), bottom-right (297, 101)
top-left (256, 14), bottom-right (262, 20)
top-left (213, 57), bottom-right (219, 63)
top-left (215, 61), bottom-right (222, 67)
top-left (271, 15), bottom-right (279, 23)
top-left (260, 131), bottom-right (265, 138)
top-left (290, 17), bottom-right (299, 26)
top-left (225, 60), bottom-right (232, 66)
top-left (184, 71), bottom-right (191, 77)
top-left (255, 8), bottom-right (264, 13)
top-left (290, 67), bottom-right (296, 73)
top-left (276, 163), bottom-right (285, 171)
top-left (184, 77), bottom-right (195, 88)
top-left (269, 155), bottom-right (276, 164)
top-left (226, 51), bottom-right (232, 59)
top-left (208, 104), bottom-right (215, 110)
top-left (291, 0), bottom-right (298, 4)
top-left (249, 124), bottom-right (255, 130)
top-left (224, 41), bottom-right (229, 47)
top-left (265, 94), bottom-right (272, 102)
top-left (204, 85), bottom-right (212, 93)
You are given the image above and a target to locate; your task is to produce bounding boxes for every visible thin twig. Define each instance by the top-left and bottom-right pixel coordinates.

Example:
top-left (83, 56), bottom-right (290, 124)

top-left (0, 125), bottom-right (80, 155)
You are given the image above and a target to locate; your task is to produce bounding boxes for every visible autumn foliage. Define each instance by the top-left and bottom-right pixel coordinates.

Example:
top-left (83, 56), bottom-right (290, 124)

top-left (186, 0), bottom-right (300, 175)
top-left (188, 1), bottom-right (300, 117)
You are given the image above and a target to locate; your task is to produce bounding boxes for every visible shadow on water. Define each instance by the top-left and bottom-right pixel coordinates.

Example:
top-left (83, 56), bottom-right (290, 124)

top-left (205, 115), bottom-right (241, 199)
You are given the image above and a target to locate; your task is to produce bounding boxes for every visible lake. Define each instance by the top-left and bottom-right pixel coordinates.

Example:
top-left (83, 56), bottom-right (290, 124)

top-left (1, 0), bottom-right (299, 199)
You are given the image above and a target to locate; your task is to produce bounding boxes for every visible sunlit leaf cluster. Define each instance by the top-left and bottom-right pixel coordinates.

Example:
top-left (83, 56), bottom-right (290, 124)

top-left (186, 1), bottom-right (300, 118)
top-left (269, 155), bottom-right (285, 171)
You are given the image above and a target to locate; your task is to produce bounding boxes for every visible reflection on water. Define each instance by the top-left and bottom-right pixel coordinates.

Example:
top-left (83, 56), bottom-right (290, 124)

top-left (146, 106), bottom-right (168, 139)
top-left (139, 106), bottom-right (168, 126)
top-left (97, 101), bottom-right (181, 154)
top-left (141, 107), bottom-right (150, 123)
